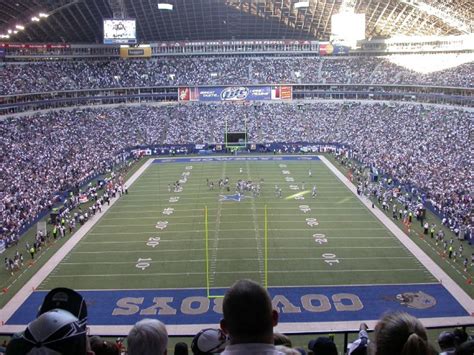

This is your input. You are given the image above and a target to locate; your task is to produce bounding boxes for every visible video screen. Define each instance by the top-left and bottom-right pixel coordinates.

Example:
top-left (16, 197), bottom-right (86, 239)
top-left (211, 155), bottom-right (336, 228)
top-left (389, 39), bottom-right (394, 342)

top-left (103, 19), bottom-right (137, 44)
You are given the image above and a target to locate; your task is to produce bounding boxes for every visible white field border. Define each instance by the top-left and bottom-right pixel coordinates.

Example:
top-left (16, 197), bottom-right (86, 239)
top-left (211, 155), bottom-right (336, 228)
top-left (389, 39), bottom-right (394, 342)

top-left (1, 155), bottom-right (472, 336)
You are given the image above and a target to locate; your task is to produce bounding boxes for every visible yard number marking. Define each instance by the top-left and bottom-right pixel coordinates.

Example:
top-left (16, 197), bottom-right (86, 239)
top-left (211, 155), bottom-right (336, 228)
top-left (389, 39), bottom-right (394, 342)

top-left (136, 258), bottom-right (152, 270)
top-left (306, 218), bottom-right (319, 227)
top-left (146, 237), bottom-right (161, 248)
top-left (323, 253), bottom-right (340, 266)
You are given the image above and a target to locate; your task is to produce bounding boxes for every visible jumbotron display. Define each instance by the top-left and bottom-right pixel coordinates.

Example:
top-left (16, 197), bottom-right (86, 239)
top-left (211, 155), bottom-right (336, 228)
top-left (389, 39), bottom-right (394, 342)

top-left (103, 19), bottom-right (137, 44)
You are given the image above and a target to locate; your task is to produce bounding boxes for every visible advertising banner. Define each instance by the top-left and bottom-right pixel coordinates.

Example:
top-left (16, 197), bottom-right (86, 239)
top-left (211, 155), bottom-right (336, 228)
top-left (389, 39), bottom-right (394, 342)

top-left (319, 42), bottom-right (334, 55)
top-left (179, 86), bottom-right (292, 102)
top-left (178, 87), bottom-right (200, 101)
top-left (272, 86), bottom-right (292, 100)
top-left (199, 86), bottom-right (271, 101)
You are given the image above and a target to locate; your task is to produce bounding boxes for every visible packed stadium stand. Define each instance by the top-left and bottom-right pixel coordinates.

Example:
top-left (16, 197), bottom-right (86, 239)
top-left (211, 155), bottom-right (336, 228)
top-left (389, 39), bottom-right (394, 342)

top-left (0, 55), bottom-right (473, 95)
top-left (0, 0), bottom-right (473, 354)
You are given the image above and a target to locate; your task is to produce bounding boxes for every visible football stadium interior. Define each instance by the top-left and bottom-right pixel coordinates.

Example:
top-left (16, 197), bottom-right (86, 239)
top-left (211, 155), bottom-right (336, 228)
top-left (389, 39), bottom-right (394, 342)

top-left (0, 0), bottom-right (473, 353)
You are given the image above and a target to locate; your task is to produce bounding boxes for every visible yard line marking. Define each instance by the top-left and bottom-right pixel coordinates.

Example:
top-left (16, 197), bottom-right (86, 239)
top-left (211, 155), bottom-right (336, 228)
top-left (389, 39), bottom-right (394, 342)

top-left (246, 161), bottom-right (265, 284)
top-left (71, 246), bottom-right (404, 254)
top-left (61, 256), bottom-right (414, 265)
top-left (94, 220), bottom-right (379, 226)
top-left (86, 227), bottom-right (388, 236)
top-left (111, 205), bottom-right (364, 209)
top-left (80, 236), bottom-right (394, 244)
top-left (209, 162), bottom-right (227, 286)
top-left (47, 268), bottom-right (425, 278)
top-left (70, 281), bottom-right (440, 292)
top-left (107, 211), bottom-right (371, 216)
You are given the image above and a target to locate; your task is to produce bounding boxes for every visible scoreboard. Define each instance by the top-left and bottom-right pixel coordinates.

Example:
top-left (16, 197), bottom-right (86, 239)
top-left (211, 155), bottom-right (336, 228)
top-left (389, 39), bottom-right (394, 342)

top-left (103, 19), bottom-right (137, 44)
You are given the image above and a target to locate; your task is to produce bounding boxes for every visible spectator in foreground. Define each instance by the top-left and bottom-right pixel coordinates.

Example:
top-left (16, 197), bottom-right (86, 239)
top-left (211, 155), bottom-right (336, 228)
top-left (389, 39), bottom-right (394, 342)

top-left (174, 342), bottom-right (189, 355)
top-left (348, 323), bottom-right (369, 355)
top-left (273, 333), bottom-right (292, 348)
top-left (89, 336), bottom-right (120, 355)
top-left (274, 345), bottom-right (301, 354)
top-left (191, 328), bottom-right (229, 354)
top-left (438, 331), bottom-right (456, 355)
top-left (6, 309), bottom-right (91, 355)
top-left (219, 279), bottom-right (281, 354)
top-left (308, 337), bottom-right (337, 355)
top-left (127, 319), bottom-right (168, 355)
top-left (369, 311), bottom-right (434, 355)
top-left (455, 340), bottom-right (474, 355)
top-left (452, 327), bottom-right (470, 347)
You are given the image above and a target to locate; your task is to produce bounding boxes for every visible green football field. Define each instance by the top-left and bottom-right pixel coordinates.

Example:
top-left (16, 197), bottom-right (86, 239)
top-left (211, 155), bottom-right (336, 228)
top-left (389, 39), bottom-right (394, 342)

top-left (38, 158), bottom-right (436, 292)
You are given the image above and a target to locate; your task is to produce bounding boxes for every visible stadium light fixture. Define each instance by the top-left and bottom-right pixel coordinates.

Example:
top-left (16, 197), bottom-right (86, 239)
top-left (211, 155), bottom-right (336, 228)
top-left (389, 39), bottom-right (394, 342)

top-left (31, 16), bottom-right (40, 22)
top-left (13, 30), bottom-right (18, 34)
top-left (7, 29), bottom-right (12, 34)
top-left (294, 1), bottom-right (309, 9)
top-left (158, 3), bottom-right (173, 10)
top-left (38, 13), bottom-right (49, 18)
top-left (15, 25), bottom-right (25, 30)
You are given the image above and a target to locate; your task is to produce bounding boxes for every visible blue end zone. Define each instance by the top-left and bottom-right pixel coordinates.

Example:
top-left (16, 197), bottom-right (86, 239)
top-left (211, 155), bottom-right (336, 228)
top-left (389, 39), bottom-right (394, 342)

top-left (153, 156), bottom-right (321, 164)
top-left (6, 284), bottom-right (468, 326)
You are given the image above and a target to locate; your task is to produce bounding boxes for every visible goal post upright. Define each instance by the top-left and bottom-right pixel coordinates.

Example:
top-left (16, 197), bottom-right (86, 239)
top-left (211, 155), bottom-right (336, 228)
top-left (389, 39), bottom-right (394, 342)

top-left (205, 205), bottom-right (210, 298)
top-left (264, 204), bottom-right (268, 289)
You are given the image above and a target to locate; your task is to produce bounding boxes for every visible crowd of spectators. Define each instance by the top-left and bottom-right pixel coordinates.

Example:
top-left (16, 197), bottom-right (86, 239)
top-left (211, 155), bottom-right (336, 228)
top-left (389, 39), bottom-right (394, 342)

top-left (0, 54), bottom-right (472, 95)
top-left (166, 101), bottom-right (472, 233)
top-left (0, 105), bottom-right (167, 246)
top-left (1, 101), bottom-right (471, 252)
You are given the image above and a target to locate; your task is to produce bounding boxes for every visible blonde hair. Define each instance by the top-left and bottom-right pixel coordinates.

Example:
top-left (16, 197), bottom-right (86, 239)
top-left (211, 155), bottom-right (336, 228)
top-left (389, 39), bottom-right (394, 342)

top-left (372, 312), bottom-right (432, 355)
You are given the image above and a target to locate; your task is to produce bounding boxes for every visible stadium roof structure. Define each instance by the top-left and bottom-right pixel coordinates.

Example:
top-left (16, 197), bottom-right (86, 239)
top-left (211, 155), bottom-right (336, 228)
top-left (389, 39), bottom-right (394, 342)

top-left (0, 0), bottom-right (472, 43)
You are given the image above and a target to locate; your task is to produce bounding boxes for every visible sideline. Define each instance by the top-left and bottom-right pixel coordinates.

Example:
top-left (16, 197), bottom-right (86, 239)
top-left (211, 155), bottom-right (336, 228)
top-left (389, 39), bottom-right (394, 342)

top-left (318, 156), bottom-right (473, 320)
top-left (0, 158), bottom-right (154, 331)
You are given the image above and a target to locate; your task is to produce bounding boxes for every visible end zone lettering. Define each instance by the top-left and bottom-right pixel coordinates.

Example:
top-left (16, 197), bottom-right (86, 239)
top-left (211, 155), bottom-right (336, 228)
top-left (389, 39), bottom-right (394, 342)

top-left (112, 293), bottom-right (363, 316)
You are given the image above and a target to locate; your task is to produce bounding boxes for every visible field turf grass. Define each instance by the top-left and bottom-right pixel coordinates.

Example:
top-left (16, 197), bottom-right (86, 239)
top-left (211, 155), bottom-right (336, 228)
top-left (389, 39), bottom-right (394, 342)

top-left (37, 158), bottom-right (436, 292)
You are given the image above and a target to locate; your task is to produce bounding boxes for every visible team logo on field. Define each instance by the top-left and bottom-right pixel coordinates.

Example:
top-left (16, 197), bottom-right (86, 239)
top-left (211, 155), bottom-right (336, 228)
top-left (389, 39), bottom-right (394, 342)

top-left (219, 193), bottom-right (252, 202)
top-left (394, 291), bottom-right (437, 309)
